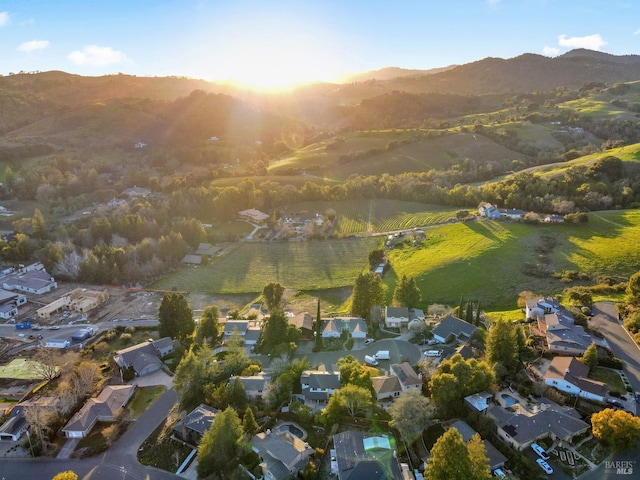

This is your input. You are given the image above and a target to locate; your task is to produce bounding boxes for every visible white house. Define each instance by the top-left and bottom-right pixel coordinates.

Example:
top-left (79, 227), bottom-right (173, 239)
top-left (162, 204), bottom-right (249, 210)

top-left (544, 356), bottom-right (608, 403)
top-left (478, 202), bottom-right (501, 219)
top-left (321, 317), bottom-right (367, 339)
top-left (390, 363), bottom-right (421, 392)
top-left (384, 306), bottom-right (409, 329)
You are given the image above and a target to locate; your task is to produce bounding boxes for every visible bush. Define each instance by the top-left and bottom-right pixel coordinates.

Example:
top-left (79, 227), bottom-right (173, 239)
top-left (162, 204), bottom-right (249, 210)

top-left (598, 356), bottom-right (623, 369)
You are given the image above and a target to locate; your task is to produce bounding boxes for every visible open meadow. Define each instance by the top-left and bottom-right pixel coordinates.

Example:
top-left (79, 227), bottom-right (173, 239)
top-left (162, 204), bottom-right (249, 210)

top-left (0, 358), bottom-right (44, 380)
top-left (156, 236), bottom-right (380, 293)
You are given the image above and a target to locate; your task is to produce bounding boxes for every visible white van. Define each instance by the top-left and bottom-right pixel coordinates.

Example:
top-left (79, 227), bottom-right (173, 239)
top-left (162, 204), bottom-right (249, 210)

top-left (364, 355), bottom-right (379, 366)
top-left (425, 350), bottom-right (442, 357)
top-left (375, 350), bottom-right (390, 360)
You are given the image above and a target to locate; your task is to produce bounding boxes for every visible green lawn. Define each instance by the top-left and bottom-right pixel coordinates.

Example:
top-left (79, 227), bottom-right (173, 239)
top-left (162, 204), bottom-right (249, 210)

top-left (128, 385), bottom-right (167, 419)
top-left (156, 236), bottom-right (379, 293)
top-left (589, 367), bottom-right (626, 395)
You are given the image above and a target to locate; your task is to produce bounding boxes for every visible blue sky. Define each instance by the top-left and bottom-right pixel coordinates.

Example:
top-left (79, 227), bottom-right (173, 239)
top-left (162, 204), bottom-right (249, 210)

top-left (1, 1), bottom-right (640, 87)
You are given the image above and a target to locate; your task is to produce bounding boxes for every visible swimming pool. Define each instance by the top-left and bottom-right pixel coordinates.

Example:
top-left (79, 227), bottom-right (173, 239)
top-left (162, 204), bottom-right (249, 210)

top-left (501, 393), bottom-right (518, 407)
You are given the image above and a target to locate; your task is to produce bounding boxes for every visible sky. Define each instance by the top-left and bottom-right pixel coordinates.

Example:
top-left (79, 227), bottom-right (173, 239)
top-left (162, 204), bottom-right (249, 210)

top-left (2, 0), bottom-right (640, 89)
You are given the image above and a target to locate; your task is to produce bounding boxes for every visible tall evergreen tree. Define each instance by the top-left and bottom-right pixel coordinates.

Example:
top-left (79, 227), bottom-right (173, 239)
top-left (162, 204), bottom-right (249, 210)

top-left (351, 272), bottom-right (386, 320)
top-left (465, 300), bottom-right (474, 324)
top-left (393, 274), bottom-right (422, 308)
top-left (475, 302), bottom-right (482, 326)
top-left (262, 281), bottom-right (285, 312)
top-left (158, 291), bottom-right (195, 340)
top-left (486, 321), bottom-right (519, 378)
top-left (197, 407), bottom-right (242, 477)
top-left (315, 299), bottom-right (322, 347)
top-left (458, 296), bottom-right (465, 318)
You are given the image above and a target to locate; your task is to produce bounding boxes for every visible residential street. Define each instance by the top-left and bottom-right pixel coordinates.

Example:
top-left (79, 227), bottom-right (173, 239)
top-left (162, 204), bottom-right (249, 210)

top-left (0, 389), bottom-right (181, 480)
top-left (589, 302), bottom-right (640, 412)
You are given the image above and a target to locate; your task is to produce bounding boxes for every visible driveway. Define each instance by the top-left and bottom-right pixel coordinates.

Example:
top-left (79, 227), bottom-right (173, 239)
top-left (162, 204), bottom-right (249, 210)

top-left (129, 369), bottom-right (174, 388)
top-left (589, 302), bottom-right (640, 411)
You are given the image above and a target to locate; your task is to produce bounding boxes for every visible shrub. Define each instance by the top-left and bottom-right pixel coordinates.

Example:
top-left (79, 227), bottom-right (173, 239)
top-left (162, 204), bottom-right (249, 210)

top-left (598, 356), bottom-right (623, 369)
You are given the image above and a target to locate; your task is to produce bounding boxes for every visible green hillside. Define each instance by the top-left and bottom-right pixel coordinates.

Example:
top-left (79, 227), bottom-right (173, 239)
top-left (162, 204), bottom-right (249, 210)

top-left (385, 210), bottom-right (640, 309)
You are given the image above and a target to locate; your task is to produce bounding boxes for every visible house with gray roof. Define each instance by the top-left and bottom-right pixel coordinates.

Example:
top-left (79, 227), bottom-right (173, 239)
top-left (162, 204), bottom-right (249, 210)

top-left (230, 373), bottom-right (271, 401)
top-left (223, 320), bottom-right (250, 339)
top-left (62, 385), bottom-right (136, 438)
top-left (173, 404), bottom-right (218, 444)
top-left (371, 375), bottom-right (402, 403)
top-left (478, 202), bottom-right (501, 220)
top-left (384, 306), bottom-right (409, 329)
top-left (0, 407), bottom-right (28, 441)
top-left (389, 363), bottom-right (421, 392)
top-left (251, 430), bottom-right (314, 480)
top-left (300, 368), bottom-right (341, 408)
top-left (464, 392), bottom-right (493, 413)
top-left (0, 289), bottom-right (26, 320)
top-left (321, 317), bottom-right (368, 339)
top-left (1, 263), bottom-right (57, 294)
top-left (333, 430), bottom-right (403, 480)
top-left (432, 315), bottom-right (478, 344)
top-left (113, 338), bottom-right (173, 377)
top-left (539, 312), bottom-right (602, 356)
top-left (544, 356), bottom-right (608, 403)
top-left (448, 419), bottom-right (507, 471)
top-left (488, 400), bottom-right (589, 450)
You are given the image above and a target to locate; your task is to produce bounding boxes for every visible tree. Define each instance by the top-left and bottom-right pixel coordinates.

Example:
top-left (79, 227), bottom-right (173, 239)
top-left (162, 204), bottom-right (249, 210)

top-left (52, 472), bottom-right (78, 480)
top-left (486, 321), bottom-right (519, 378)
top-left (425, 428), bottom-right (490, 480)
top-left (393, 274), bottom-right (422, 308)
top-left (315, 299), bottom-right (323, 348)
top-left (197, 407), bottom-right (242, 477)
top-left (351, 272), bottom-right (386, 320)
top-left (592, 408), bottom-right (640, 450)
top-left (581, 342), bottom-right (598, 371)
top-left (261, 309), bottom-right (290, 351)
top-left (196, 305), bottom-right (220, 344)
top-left (31, 208), bottom-right (47, 240)
top-left (337, 355), bottom-right (372, 391)
top-left (262, 281), bottom-right (285, 312)
top-left (158, 291), bottom-right (195, 340)
top-left (229, 377), bottom-right (247, 409)
top-left (69, 361), bottom-right (102, 401)
top-left (174, 347), bottom-right (210, 411)
top-left (322, 384), bottom-right (374, 425)
top-left (242, 406), bottom-right (259, 439)
top-left (368, 248), bottom-right (385, 267)
top-left (32, 348), bottom-right (61, 381)
top-left (626, 271), bottom-right (640, 304)
top-left (388, 390), bottom-right (435, 445)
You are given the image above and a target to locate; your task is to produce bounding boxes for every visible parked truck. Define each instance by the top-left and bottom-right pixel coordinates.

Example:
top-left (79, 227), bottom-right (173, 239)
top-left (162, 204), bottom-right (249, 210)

top-left (374, 350), bottom-right (390, 360)
top-left (71, 327), bottom-right (94, 342)
top-left (15, 319), bottom-right (32, 329)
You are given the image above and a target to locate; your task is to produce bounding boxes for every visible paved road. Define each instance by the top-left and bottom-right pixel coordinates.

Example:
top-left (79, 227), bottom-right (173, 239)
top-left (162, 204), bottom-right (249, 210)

top-left (589, 302), bottom-right (640, 409)
top-left (0, 389), bottom-right (181, 480)
top-left (578, 447), bottom-right (640, 479)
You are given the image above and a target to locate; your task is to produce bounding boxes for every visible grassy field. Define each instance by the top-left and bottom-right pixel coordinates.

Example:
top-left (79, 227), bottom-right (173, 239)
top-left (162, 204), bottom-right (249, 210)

top-left (285, 199), bottom-right (459, 236)
top-left (589, 367), bottom-right (626, 395)
top-left (269, 130), bottom-right (526, 180)
top-left (0, 358), bottom-right (45, 380)
top-left (385, 210), bottom-right (640, 309)
top-left (128, 386), bottom-right (167, 419)
top-left (156, 236), bottom-right (380, 293)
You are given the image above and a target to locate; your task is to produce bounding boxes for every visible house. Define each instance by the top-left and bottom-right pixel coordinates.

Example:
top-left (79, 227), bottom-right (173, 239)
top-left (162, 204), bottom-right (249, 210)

top-left (333, 430), bottom-right (403, 480)
top-left (195, 243), bottom-right (220, 257)
top-left (432, 315), bottom-right (478, 344)
top-left (539, 312), bottom-right (600, 356)
top-left (62, 385), bottom-right (136, 438)
top-left (384, 307), bottom-right (409, 329)
top-left (0, 407), bottom-right (28, 441)
top-left (123, 186), bottom-right (151, 198)
top-left (251, 430), bottom-right (314, 480)
top-left (543, 214), bottom-right (565, 223)
top-left (525, 297), bottom-right (561, 320)
top-left (239, 208), bottom-right (269, 223)
top-left (544, 356), bottom-right (608, 403)
top-left (450, 344), bottom-right (474, 360)
top-left (488, 400), bottom-right (589, 451)
top-left (288, 312), bottom-right (314, 339)
top-left (0, 289), bottom-right (26, 320)
top-left (108, 197), bottom-right (127, 208)
top-left (389, 363), bottom-right (421, 392)
top-left (371, 375), bottom-right (402, 402)
top-left (36, 288), bottom-right (109, 318)
top-left (229, 373), bottom-right (270, 401)
top-left (321, 317), bottom-right (368, 339)
top-left (448, 420), bottom-right (507, 472)
top-left (1, 263), bottom-right (57, 294)
top-left (300, 368), bottom-right (341, 408)
top-left (223, 320), bottom-right (250, 342)
top-left (478, 203), bottom-right (501, 220)
top-left (464, 392), bottom-right (493, 413)
top-left (244, 327), bottom-right (262, 346)
top-left (498, 208), bottom-right (525, 220)
top-left (113, 338), bottom-right (174, 377)
top-left (173, 404), bottom-right (218, 444)
top-left (181, 254), bottom-right (202, 265)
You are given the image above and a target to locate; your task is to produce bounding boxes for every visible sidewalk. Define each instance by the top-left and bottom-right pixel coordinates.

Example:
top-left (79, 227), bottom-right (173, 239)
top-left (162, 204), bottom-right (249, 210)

top-left (56, 438), bottom-right (79, 459)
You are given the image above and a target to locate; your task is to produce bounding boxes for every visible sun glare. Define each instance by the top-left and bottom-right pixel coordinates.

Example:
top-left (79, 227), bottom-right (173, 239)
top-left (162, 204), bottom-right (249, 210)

top-left (203, 17), bottom-right (347, 91)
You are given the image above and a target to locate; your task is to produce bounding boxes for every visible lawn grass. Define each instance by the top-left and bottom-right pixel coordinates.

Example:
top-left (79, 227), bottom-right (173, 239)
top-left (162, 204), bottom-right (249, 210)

top-left (0, 358), bottom-right (45, 380)
top-left (127, 385), bottom-right (167, 419)
top-left (589, 367), bottom-right (626, 395)
top-left (156, 236), bottom-right (379, 293)
top-left (484, 309), bottom-right (524, 323)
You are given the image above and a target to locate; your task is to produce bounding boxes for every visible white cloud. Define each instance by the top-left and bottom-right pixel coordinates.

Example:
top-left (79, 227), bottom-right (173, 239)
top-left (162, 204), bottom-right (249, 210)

top-left (0, 11), bottom-right (10, 27)
top-left (543, 46), bottom-right (560, 57)
top-left (634, 29), bottom-right (640, 36)
top-left (67, 45), bottom-right (130, 67)
top-left (487, 0), bottom-right (501, 5)
top-left (558, 34), bottom-right (607, 51)
top-left (17, 40), bottom-right (50, 52)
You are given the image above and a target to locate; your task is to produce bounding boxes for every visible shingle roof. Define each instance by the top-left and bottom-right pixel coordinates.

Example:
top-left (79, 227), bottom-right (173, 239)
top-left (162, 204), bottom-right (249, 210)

top-left (62, 385), bottom-right (135, 435)
top-left (545, 356), bottom-right (608, 397)
top-left (371, 376), bottom-right (402, 398)
top-left (333, 430), bottom-right (403, 480)
top-left (390, 363), bottom-right (421, 388)
top-left (173, 404), bottom-right (218, 436)
top-left (432, 315), bottom-right (477, 341)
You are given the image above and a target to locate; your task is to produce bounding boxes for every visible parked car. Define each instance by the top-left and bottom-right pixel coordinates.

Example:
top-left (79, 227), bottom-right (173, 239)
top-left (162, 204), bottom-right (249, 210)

top-left (536, 458), bottom-right (553, 474)
top-left (493, 469), bottom-right (507, 478)
top-left (424, 350), bottom-right (442, 357)
top-left (607, 398), bottom-right (625, 408)
top-left (531, 442), bottom-right (549, 460)
top-left (364, 338), bottom-right (374, 345)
